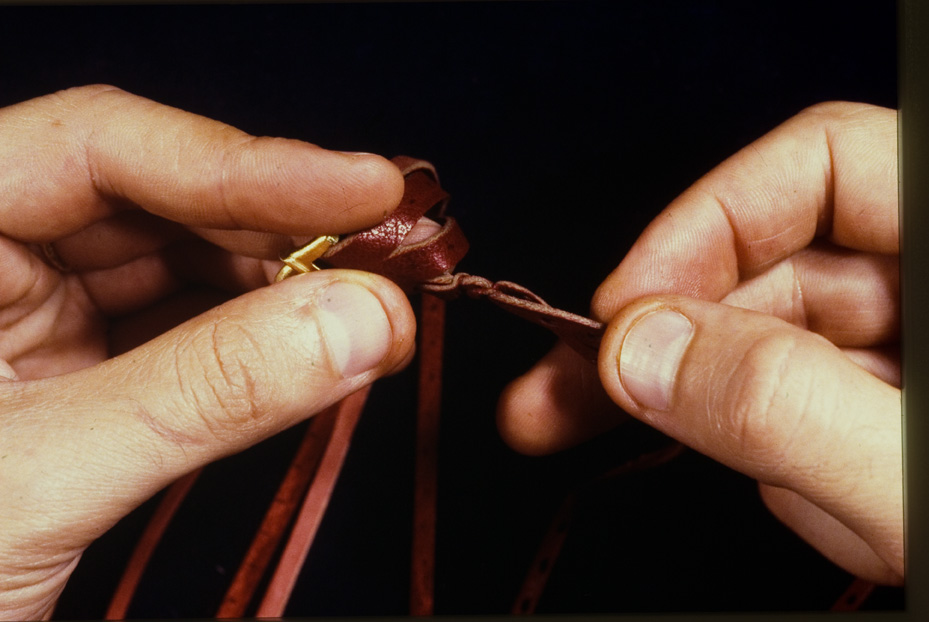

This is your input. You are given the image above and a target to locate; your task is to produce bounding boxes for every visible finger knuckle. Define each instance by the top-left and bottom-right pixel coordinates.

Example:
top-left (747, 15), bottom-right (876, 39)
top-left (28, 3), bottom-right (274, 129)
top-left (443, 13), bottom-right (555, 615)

top-left (211, 133), bottom-right (261, 228)
top-left (716, 331), bottom-right (824, 480)
top-left (177, 320), bottom-right (272, 442)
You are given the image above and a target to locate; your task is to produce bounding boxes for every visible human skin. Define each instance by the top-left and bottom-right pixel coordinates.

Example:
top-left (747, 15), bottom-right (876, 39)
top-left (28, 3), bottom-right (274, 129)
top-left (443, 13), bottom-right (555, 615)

top-left (0, 85), bottom-right (418, 620)
top-left (0, 88), bottom-right (902, 618)
top-left (497, 102), bottom-right (903, 586)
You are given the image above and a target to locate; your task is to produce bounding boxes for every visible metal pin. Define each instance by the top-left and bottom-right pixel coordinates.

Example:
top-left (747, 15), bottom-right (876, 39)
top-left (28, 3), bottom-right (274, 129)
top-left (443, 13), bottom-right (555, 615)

top-left (274, 235), bottom-right (339, 282)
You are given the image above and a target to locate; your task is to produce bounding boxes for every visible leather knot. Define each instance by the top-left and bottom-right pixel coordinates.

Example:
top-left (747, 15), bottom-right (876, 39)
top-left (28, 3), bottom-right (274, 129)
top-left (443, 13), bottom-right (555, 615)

top-left (317, 156), bottom-right (605, 363)
top-left (421, 273), bottom-right (604, 363)
top-left (321, 156), bottom-right (469, 292)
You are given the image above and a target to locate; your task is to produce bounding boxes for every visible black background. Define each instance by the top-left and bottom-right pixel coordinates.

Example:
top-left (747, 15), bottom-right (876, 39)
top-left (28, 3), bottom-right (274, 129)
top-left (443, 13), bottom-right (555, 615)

top-left (0, 1), bottom-right (900, 618)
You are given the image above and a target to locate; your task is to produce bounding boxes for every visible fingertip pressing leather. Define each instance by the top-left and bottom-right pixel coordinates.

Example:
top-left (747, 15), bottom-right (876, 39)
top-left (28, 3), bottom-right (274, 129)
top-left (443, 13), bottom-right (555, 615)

top-left (617, 309), bottom-right (694, 412)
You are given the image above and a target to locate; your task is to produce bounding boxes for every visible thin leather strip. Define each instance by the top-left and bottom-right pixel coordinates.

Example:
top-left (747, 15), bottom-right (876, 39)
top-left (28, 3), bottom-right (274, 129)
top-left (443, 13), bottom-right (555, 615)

top-left (830, 578), bottom-right (876, 611)
top-left (511, 442), bottom-right (686, 615)
top-left (216, 409), bottom-right (339, 618)
top-left (410, 294), bottom-right (444, 616)
top-left (256, 386), bottom-right (371, 617)
top-left (421, 273), bottom-right (604, 363)
top-left (106, 469), bottom-right (201, 620)
top-left (511, 491), bottom-right (575, 615)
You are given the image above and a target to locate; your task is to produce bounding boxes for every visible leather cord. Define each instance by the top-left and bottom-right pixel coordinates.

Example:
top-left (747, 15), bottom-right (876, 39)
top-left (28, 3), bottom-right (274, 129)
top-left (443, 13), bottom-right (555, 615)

top-left (410, 293), bottom-right (444, 615)
top-left (511, 442), bottom-right (687, 615)
top-left (105, 470), bottom-right (201, 620)
top-left (216, 407), bottom-right (340, 618)
top-left (256, 386), bottom-right (371, 617)
top-left (830, 578), bottom-right (876, 611)
top-left (421, 273), bottom-right (604, 364)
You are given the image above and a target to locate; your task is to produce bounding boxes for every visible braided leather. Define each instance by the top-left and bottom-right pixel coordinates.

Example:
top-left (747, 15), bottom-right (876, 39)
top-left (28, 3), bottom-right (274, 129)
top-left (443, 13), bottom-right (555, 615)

top-left (420, 273), bottom-right (604, 363)
top-left (322, 156), bottom-right (605, 363)
top-left (322, 157), bottom-right (469, 292)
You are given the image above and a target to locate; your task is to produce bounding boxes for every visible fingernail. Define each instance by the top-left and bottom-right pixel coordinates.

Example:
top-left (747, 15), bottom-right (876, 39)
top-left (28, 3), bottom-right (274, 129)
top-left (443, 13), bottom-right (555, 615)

top-left (315, 281), bottom-right (392, 377)
top-left (0, 360), bottom-right (18, 381)
top-left (618, 309), bottom-right (693, 411)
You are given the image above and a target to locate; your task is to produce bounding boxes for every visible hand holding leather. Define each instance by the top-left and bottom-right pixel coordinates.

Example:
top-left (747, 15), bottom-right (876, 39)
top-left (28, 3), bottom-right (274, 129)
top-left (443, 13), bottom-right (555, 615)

top-left (0, 85), bottom-right (415, 620)
top-left (498, 102), bottom-right (902, 585)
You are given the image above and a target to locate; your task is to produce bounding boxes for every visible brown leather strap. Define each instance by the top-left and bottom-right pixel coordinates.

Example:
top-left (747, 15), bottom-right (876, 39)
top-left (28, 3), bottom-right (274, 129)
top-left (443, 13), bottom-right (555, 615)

top-left (830, 578), bottom-right (876, 611)
top-left (322, 157), bottom-right (470, 292)
top-left (106, 469), bottom-right (201, 620)
top-left (512, 442), bottom-right (686, 615)
top-left (511, 490), bottom-right (576, 615)
top-left (256, 386), bottom-right (371, 617)
top-left (216, 408), bottom-right (339, 618)
top-left (410, 293), bottom-right (444, 615)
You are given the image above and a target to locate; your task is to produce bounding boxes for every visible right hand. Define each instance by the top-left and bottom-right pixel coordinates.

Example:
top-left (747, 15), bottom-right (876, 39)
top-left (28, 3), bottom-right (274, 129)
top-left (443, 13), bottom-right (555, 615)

top-left (498, 102), bottom-right (902, 585)
top-left (0, 85), bottom-right (416, 620)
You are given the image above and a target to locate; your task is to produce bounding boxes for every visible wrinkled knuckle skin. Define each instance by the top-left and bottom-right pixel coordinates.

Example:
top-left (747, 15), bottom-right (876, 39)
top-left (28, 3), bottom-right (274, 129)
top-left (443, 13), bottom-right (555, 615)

top-left (715, 331), bottom-right (817, 481)
top-left (176, 320), bottom-right (273, 443)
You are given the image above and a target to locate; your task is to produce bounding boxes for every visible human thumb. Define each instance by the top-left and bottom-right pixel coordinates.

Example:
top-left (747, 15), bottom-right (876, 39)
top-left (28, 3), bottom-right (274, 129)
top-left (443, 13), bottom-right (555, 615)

top-left (596, 295), bottom-right (902, 579)
top-left (0, 270), bottom-right (415, 561)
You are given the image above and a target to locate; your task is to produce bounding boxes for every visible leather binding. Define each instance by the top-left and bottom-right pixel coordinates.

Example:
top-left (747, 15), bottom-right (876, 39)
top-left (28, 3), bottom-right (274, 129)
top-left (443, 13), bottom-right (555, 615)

top-left (321, 156), bottom-right (469, 293)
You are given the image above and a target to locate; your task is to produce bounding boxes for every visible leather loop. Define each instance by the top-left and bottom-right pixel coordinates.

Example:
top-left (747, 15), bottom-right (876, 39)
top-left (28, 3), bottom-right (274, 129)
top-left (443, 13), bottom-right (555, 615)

top-left (321, 158), bottom-right (469, 292)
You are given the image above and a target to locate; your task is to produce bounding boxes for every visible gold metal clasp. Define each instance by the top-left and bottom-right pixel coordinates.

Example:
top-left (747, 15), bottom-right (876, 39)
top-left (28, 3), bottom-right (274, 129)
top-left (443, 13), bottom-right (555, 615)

top-left (274, 235), bottom-right (339, 282)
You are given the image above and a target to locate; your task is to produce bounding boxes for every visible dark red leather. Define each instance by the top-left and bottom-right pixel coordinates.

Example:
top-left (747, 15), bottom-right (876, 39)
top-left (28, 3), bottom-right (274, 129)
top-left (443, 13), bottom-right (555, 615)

top-left (323, 156), bottom-right (605, 363)
top-left (421, 273), bottom-right (604, 363)
top-left (322, 157), bottom-right (470, 293)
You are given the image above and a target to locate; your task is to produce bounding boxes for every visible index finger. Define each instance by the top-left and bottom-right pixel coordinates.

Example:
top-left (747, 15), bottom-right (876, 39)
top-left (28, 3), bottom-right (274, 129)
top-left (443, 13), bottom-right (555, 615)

top-left (0, 85), bottom-right (404, 242)
top-left (592, 102), bottom-right (897, 320)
